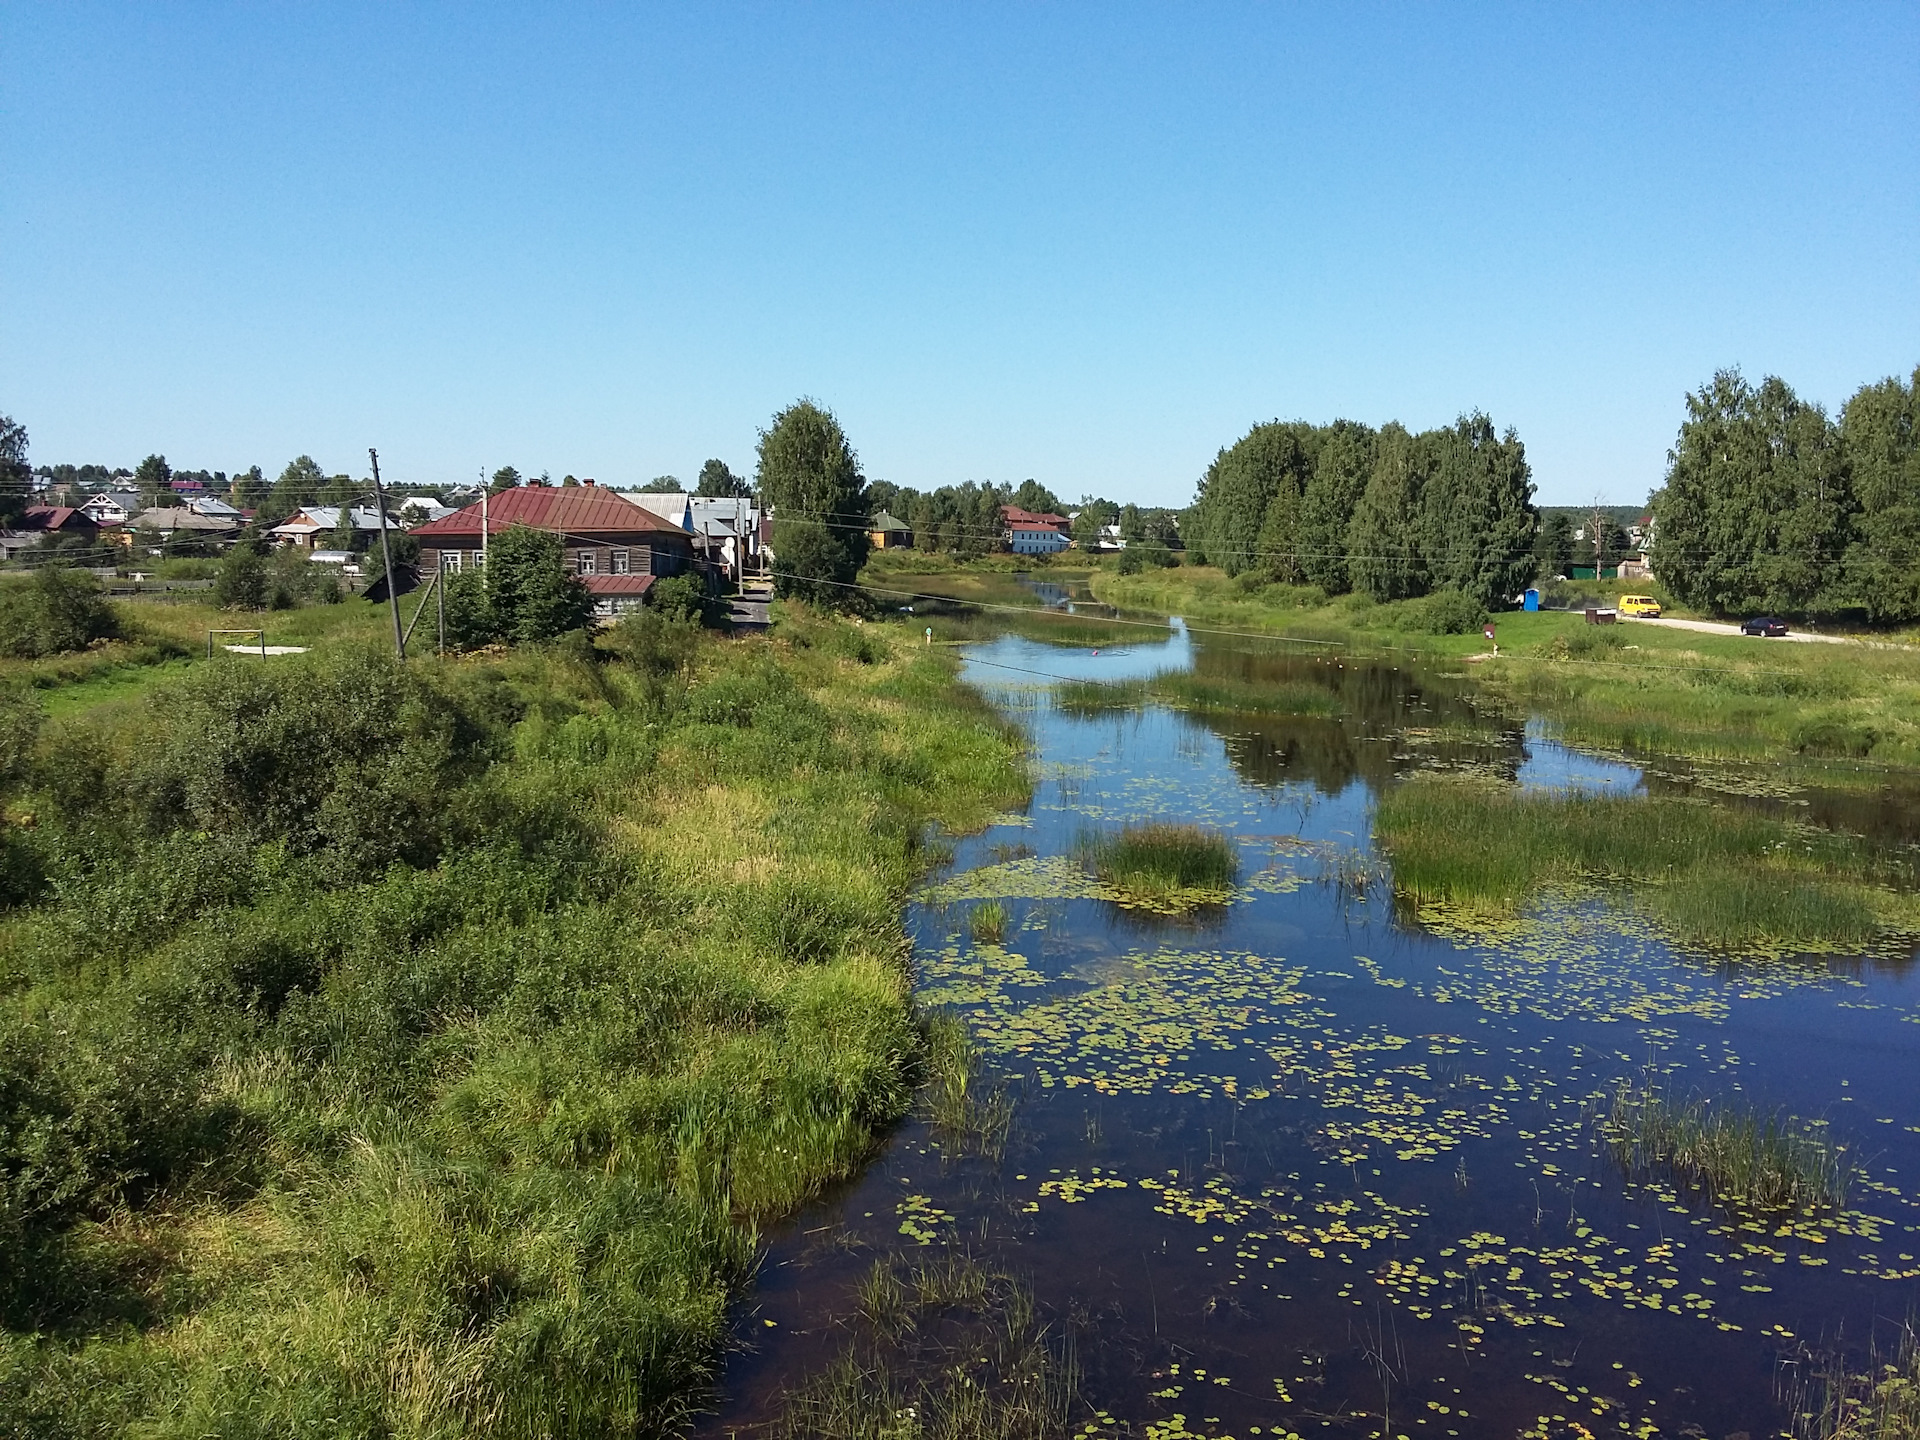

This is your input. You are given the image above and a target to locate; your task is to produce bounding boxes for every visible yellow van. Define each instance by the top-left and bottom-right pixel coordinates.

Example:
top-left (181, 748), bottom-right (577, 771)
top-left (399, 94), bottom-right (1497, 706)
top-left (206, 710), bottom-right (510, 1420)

top-left (1618, 594), bottom-right (1662, 618)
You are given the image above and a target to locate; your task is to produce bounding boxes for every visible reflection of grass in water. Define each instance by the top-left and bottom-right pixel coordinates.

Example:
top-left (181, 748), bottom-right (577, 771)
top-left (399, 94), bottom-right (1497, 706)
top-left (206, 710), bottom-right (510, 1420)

top-left (1078, 823), bottom-right (1237, 907)
top-left (969, 900), bottom-right (1009, 943)
top-left (1374, 775), bottom-right (1917, 948)
top-left (775, 1251), bottom-right (1083, 1440)
top-left (922, 1013), bottom-right (1015, 1161)
top-left (1602, 1082), bottom-right (1855, 1210)
top-left (1779, 1322), bottom-right (1920, 1440)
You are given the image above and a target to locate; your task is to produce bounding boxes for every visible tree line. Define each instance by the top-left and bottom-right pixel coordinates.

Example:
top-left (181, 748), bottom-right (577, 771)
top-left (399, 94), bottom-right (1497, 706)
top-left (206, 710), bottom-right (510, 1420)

top-left (1181, 413), bottom-right (1540, 610)
top-left (1651, 366), bottom-right (1920, 622)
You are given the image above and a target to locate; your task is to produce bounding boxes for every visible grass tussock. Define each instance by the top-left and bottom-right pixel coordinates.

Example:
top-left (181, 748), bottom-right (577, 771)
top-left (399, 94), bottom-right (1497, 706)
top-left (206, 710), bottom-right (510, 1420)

top-left (1050, 673), bottom-right (1340, 720)
top-left (922, 1013), bottom-right (1015, 1162)
top-left (1078, 822), bottom-right (1238, 907)
top-left (774, 1252), bottom-right (1083, 1440)
top-left (1778, 1322), bottom-right (1920, 1440)
top-left (969, 900), bottom-right (1010, 944)
top-left (1374, 775), bottom-right (1918, 948)
top-left (1601, 1083), bottom-right (1855, 1211)
top-left (0, 606), bottom-right (1029, 1438)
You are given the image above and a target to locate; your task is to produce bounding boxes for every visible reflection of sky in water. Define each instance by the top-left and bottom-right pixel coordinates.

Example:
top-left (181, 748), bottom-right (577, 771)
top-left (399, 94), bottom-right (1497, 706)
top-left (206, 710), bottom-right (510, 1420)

top-left (961, 617), bottom-right (1193, 686)
top-left (1517, 718), bottom-right (1647, 796)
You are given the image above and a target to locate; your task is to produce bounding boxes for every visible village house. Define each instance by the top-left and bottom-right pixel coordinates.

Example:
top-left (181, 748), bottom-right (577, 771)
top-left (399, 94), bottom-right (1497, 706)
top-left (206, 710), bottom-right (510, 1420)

top-left (1000, 504), bottom-right (1072, 555)
top-left (870, 512), bottom-right (912, 549)
top-left (409, 483), bottom-right (697, 617)
top-left (268, 505), bottom-right (403, 549)
top-left (0, 505), bottom-right (102, 560)
top-left (80, 490), bottom-right (143, 526)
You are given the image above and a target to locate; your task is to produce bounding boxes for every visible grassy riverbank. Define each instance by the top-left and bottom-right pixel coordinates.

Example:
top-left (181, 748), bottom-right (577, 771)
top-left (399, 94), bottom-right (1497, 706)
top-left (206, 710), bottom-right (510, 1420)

top-left (1089, 563), bottom-right (1920, 771)
top-left (0, 607), bottom-right (1026, 1438)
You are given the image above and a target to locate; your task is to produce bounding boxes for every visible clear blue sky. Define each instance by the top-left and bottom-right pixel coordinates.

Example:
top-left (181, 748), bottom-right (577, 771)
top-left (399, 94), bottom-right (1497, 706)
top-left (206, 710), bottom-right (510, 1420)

top-left (3, 4), bottom-right (1915, 507)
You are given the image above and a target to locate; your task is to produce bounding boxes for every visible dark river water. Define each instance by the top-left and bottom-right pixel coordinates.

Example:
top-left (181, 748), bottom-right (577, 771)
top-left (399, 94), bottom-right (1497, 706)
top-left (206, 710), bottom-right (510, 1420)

top-left (703, 612), bottom-right (1920, 1439)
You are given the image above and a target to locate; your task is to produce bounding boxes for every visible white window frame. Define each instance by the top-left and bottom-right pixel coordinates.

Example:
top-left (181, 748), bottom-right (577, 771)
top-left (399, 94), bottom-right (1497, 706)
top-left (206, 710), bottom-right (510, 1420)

top-left (441, 550), bottom-right (462, 573)
top-left (612, 548), bottom-right (630, 575)
top-left (576, 550), bottom-right (596, 576)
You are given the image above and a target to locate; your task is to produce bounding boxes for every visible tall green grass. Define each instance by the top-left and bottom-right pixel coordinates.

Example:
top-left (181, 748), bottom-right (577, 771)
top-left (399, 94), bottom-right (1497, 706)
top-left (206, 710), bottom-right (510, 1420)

top-left (1778, 1322), bottom-right (1920, 1440)
top-left (0, 610), bottom-right (1029, 1438)
top-left (1602, 1083), bottom-right (1854, 1210)
top-left (1051, 673), bottom-right (1340, 720)
top-left (1078, 822), bottom-right (1238, 905)
top-left (1374, 775), bottom-right (1916, 947)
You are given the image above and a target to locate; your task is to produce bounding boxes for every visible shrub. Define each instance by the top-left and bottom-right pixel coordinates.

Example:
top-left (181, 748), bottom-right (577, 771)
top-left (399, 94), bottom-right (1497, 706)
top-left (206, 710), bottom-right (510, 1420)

top-left (0, 570), bottom-right (119, 659)
top-left (648, 573), bottom-right (712, 627)
top-left (1411, 587), bottom-right (1488, 635)
top-left (211, 547), bottom-right (269, 610)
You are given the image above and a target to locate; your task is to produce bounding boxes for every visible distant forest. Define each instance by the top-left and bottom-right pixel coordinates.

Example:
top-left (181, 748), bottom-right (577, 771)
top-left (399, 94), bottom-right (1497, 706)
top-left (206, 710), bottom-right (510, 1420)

top-left (1181, 413), bottom-right (1540, 610)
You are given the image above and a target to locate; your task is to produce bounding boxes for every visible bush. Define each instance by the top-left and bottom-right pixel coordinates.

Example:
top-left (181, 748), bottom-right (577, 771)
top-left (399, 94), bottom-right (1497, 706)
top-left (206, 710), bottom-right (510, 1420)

top-left (1411, 587), bottom-right (1488, 635)
top-left (211, 547), bottom-right (269, 610)
top-left (0, 570), bottom-right (119, 659)
top-left (648, 573), bottom-right (712, 627)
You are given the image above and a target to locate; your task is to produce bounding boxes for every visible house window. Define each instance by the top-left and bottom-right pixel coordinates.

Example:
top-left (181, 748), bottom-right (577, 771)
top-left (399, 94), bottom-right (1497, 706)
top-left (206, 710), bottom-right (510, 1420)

top-left (612, 549), bottom-right (629, 575)
top-left (576, 551), bottom-right (596, 576)
top-left (469, 549), bottom-right (485, 569)
top-left (441, 550), bottom-right (461, 573)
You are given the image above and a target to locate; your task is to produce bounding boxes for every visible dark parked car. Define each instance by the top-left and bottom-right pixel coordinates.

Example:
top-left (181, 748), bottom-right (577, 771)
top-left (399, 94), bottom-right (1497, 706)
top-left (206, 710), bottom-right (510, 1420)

top-left (1740, 616), bottom-right (1789, 637)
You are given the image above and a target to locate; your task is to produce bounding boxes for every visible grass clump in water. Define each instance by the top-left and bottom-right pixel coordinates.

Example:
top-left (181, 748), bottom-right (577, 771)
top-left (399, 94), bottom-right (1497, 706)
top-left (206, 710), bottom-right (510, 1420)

top-left (1078, 822), bottom-right (1238, 907)
top-left (1374, 774), bottom-right (1915, 948)
top-left (1601, 1082), bottom-right (1855, 1211)
top-left (1779, 1322), bottom-right (1920, 1440)
top-left (776, 1252), bottom-right (1084, 1440)
top-left (922, 1013), bottom-right (1015, 1161)
top-left (969, 899), bottom-right (1009, 943)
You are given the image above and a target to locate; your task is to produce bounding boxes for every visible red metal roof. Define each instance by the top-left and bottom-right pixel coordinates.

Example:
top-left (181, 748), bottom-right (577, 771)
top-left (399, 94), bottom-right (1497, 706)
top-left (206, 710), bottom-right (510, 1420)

top-left (1000, 505), bottom-right (1068, 529)
top-left (410, 487), bottom-right (683, 540)
top-left (25, 506), bottom-right (93, 531)
top-left (583, 574), bottom-right (656, 595)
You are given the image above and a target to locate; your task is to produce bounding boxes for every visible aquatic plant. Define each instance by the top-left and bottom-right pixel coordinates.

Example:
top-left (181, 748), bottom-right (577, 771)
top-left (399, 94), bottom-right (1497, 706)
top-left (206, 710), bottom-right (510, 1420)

top-left (922, 1012), bottom-right (1015, 1161)
top-left (1778, 1321), bottom-right (1920, 1440)
top-left (1373, 775), bottom-right (1917, 948)
top-left (1601, 1082), bottom-right (1855, 1210)
top-left (970, 900), bottom-right (1009, 943)
top-left (774, 1252), bottom-right (1084, 1440)
top-left (1051, 679), bottom-right (1147, 715)
top-left (1078, 822), bottom-right (1238, 903)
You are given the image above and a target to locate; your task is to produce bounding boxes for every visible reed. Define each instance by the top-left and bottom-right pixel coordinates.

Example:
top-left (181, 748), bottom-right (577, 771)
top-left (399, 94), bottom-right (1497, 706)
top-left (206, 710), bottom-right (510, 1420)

top-left (1078, 822), bottom-right (1238, 902)
top-left (1601, 1082), bottom-right (1854, 1210)
top-left (969, 900), bottom-right (1009, 944)
top-left (774, 1252), bottom-right (1083, 1440)
top-left (1778, 1322), bottom-right (1920, 1440)
top-left (1373, 775), bottom-right (1915, 947)
top-left (922, 1012), bottom-right (1016, 1161)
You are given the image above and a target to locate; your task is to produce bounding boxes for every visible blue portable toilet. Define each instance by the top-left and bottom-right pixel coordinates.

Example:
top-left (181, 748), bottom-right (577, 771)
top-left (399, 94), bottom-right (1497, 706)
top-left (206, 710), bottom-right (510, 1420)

top-left (1523, 587), bottom-right (1541, 612)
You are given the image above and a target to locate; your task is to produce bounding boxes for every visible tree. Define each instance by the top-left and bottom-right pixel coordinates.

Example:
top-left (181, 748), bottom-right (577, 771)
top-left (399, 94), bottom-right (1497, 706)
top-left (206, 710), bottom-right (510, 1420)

top-left (0, 568), bottom-right (120, 658)
top-left (1536, 513), bottom-right (1575, 580)
top-left (1011, 479), bottom-right (1065, 516)
top-left (231, 465), bottom-right (268, 512)
top-left (1417, 413), bottom-right (1537, 608)
top-left (484, 525), bottom-right (591, 642)
top-left (696, 459), bottom-right (751, 498)
top-left (1652, 369), bottom-right (1855, 617)
top-left (489, 466), bottom-right (523, 494)
top-left (258, 456), bottom-right (326, 527)
top-left (1072, 496), bottom-right (1117, 550)
top-left (212, 544), bottom-right (270, 610)
top-left (327, 506), bottom-right (357, 552)
top-left (0, 414), bottom-right (28, 529)
top-left (1841, 366), bottom-right (1920, 623)
top-left (640, 475), bottom-right (684, 493)
top-left (756, 400), bottom-right (870, 605)
top-left (135, 453), bottom-right (173, 508)
top-left (1295, 420), bottom-right (1376, 594)
top-left (1346, 424), bottom-right (1430, 602)
top-left (1188, 421), bottom-right (1315, 578)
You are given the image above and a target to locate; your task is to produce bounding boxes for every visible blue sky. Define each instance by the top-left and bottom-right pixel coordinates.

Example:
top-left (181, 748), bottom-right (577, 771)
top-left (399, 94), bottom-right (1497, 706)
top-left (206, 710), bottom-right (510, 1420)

top-left (3, 4), bottom-right (1915, 506)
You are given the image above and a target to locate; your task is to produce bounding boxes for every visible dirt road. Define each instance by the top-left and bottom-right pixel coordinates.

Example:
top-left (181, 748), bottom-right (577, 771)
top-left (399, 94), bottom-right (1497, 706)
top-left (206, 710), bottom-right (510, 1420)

top-left (1617, 614), bottom-right (1856, 645)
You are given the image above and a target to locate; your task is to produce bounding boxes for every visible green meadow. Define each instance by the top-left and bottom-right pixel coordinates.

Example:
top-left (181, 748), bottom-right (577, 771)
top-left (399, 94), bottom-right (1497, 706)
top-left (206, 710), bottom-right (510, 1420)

top-left (0, 602), bottom-right (1026, 1438)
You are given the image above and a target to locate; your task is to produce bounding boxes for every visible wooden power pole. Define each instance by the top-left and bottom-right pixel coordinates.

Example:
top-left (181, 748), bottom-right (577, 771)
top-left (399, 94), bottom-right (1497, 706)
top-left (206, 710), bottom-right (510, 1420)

top-left (369, 448), bottom-right (405, 658)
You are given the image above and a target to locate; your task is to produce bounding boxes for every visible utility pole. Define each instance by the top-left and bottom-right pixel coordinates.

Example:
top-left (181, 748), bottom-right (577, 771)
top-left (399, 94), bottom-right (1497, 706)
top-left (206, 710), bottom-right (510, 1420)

top-left (370, 448), bottom-right (405, 659)
top-left (481, 467), bottom-right (490, 586)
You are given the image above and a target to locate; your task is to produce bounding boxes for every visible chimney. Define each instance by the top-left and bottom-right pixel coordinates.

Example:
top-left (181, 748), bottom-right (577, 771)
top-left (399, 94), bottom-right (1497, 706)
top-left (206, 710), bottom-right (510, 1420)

top-left (582, 478), bottom-right (596, 487)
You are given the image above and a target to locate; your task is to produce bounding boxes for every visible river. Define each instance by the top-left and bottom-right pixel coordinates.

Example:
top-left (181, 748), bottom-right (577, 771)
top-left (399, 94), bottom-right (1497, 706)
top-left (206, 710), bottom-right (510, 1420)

top-left (703, 603), bottom-right (1920, 1439)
